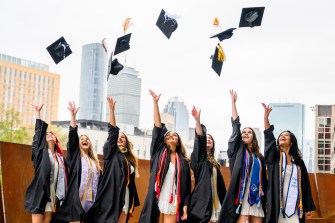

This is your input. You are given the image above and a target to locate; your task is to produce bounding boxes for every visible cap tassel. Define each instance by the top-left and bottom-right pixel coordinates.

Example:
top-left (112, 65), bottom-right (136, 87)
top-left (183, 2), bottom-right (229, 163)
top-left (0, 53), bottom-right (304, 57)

top-left (217, 44), bottom-right (226, 62)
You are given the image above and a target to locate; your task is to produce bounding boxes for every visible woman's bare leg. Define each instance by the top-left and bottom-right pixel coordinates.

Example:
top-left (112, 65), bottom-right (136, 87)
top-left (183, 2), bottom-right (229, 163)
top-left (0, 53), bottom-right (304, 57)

top-left (162, 213), bottom-right (177, 223)
top-left (118, 212), bottom-right (128, 223)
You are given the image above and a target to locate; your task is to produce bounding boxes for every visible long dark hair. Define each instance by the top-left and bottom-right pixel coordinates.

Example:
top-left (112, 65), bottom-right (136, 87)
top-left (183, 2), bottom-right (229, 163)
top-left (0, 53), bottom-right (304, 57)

top-left (276, 130), bottom-right (302, 164)
top-left (206, 134), bottom-right (220, 169)
top-left (242, 127), bottom-right (261, 157)
top-left (164, 131), bottom-right (190, 163)
top-left (120, 133), bottom-right (140, 177)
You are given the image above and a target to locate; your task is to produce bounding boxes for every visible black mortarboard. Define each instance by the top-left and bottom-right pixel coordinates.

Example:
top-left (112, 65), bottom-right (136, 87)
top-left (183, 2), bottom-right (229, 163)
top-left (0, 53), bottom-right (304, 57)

top-left (239, 7), bottom-right (265, 28)
top-left (114, 33), bottom-right (131, 56)
top-left (156, 9), bottom-right (178, 39)
top-left (46, 36), bottom-right (72, 64)
top-left (210, 28), bottom-right (236, 41)
top-left (107, 53), bottom-right (124, 80)
top-left (211, 44), bottom-right (224, 76)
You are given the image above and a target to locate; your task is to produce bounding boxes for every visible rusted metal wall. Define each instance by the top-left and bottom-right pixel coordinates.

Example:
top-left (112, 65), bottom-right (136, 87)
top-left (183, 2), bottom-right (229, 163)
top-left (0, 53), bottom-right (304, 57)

top-left (1, 142), bottom-right (335, 222)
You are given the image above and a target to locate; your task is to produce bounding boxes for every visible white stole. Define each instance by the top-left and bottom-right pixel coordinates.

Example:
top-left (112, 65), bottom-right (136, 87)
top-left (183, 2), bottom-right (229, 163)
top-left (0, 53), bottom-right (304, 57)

top-left (281, 152), bottom-right (299, 218)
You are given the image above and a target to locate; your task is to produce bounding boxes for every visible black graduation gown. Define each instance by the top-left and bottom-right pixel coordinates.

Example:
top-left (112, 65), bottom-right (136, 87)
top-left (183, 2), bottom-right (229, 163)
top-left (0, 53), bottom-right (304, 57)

top-left (264, 125), bottom-right (315, 223)
top-left (189, 124), bottom-right (226, 223)
top-left (219, 117), bottom-right (267, 223)
top-left (25, 119), bottom-right (53, 214)
top-left (52, 125), bottom-right (88, 222)
top-left (84, 124), bottom-right (140, 223)
top-left (138, 124), bottom-right (191, 223)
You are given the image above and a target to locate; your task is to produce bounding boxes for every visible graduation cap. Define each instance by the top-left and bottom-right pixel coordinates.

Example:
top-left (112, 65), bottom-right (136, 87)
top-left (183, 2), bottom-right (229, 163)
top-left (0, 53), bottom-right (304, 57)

top-left (46, 36), bottom-right (72, 64)
top-left (239, 7), bottom-right (265, 28)
top-left (156, 9), bottom-right (178, 39)
top-left (210, 28), bottom-right (236, 41)
top-left (107, 52), bottom-right (124, 80)
top-left (211, 44), bottom-right (225, 76)
top-left (114, 33), bottom-right (131, 56)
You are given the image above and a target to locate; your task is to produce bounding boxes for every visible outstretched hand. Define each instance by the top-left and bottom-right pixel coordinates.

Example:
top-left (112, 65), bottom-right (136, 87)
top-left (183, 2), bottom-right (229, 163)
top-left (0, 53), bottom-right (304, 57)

top-left (261, 103), bottom-right (272, 117)
top-left (107, 97), bottom-right (116, 111)
top-left (149, 89), bottom-right (161, 103)
top-left (31, 103), bottom-right (44, 112)
top-left (191, 106), bottom-right (201, 122)
top-left (67, 101), bottom-right (80, 116)
top-left (229, 89), bottom-right (237, 103)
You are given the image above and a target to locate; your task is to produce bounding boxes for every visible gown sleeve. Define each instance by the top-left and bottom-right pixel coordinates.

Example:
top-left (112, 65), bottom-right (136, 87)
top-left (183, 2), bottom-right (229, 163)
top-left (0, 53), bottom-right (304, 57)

top-left (31, 119), bottom-right (48, 169)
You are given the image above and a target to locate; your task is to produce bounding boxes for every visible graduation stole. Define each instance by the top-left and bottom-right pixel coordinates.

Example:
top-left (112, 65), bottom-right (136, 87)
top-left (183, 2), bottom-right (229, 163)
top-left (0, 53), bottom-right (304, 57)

top-left (212, 166), bottom-right (219, 209)
top-left (124, 157), bottom-right (130, 187)
top-left (154, 148), bottom-right (182, 222)
top-left (80, 155), bottom-right (95, 206)
top-left (279, 152), bottom-right (303, 218)
top-left (235, 149), bottom-right (263, 214)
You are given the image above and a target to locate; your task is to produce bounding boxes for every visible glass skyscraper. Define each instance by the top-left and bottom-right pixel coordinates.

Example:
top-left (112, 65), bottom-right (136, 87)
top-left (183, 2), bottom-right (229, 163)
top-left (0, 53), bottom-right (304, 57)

top-left (269, 103), bottom-right (305, 154)
top-left (105, 67), bottom-right (141, 127)
top-left (162, 97), bottom-right (189, 142)
top-left (79, 43), bottom-right (107, 121)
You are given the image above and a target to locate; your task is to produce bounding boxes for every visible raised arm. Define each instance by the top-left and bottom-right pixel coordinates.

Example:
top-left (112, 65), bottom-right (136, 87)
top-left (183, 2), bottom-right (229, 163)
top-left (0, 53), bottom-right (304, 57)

top-left (262, 103), bottom-right (277, 165)
top-left (31, 103), bottom-right (48, 168)
top-left (66, 101), bottom-right (80, 163)
top-left (261, 103), bottom-right (272, 130)
top-left (230, 90), bottom-right (238, 121)
top-left (227, 90), bottom-right (241, 158)
top-left (104, 97), bottom-right (119, 160)
top-left (190, 106), bottom-right (207, 171)
top-left (149, 89), bottom-right (162, 128)
top-left (192, 106), bottom-right (202, 136)
top-left (107, 97), bottom-right (116, 127)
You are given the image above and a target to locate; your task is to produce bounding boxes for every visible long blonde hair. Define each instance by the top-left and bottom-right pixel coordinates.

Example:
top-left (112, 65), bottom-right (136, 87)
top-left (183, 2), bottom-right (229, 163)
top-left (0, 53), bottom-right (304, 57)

top-left (119, 133), bottom-right (140, 178)
top-left (79, 135), bottom-right (102, 172)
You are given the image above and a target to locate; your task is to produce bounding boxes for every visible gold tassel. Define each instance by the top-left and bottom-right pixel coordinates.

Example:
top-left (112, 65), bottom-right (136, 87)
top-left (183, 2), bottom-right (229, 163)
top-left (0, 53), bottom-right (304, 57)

top-left (217, 44), bottom-right (225, 62)
top-left (123, 18), bottom-right (132, 34)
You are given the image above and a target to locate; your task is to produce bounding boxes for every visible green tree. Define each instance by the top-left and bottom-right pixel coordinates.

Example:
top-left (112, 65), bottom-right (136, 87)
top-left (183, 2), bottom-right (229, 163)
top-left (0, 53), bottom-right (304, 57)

top-left (0, 107), bottom-right (32, 145)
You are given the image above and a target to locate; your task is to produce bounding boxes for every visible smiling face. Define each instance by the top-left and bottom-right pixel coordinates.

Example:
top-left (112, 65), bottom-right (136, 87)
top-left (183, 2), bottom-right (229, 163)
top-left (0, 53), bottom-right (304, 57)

top-left (46, 132), bottom-right (56, 142)
top-left (79, 135), bottom-right (91, 153)
top-left (242, 128), bottom-right (254, 145)
top-left (164, 131), bottom-right (179, 151)
top-left (118, 132), bottom-right (127, 148)
top-left (206, 134), bottom-right (214, 152)
top-left (278, 131), bottom-right (291, 152)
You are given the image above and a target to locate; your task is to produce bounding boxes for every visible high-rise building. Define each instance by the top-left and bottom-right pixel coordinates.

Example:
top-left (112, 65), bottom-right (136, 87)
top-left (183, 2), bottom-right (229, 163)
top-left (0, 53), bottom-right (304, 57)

top-left (162, 97), bottom-right (189, 141)
top-left (305, 139), bottom-right (315, 173)
top-left (0, 53), bottom-right (60, 126)
top-left (105, 67), bottom-right (141, 127)
top-left (269, 103), bottom-right (305, 154)
top-left (78, 43), bottom-right (107, 121)
top-left (313, 105), bottom-right (335, 174)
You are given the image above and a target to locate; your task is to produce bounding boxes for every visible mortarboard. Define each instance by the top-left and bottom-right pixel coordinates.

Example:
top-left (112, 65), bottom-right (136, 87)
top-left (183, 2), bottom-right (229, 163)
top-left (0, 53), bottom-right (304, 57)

top-left (239, 7), bottom-right (265, 28)
top-left (46, 36), bottom-right (72, 64)
top-left (114, 33), bottom-right (132, 56)
top-left (107, 52), bottom-right (124, 80)
top-left (210, 28), bottom-right (236, 41)
top-left (156, 9), bottom-right (178, 39)
top-left (211, 44), bottom-right (225, 76)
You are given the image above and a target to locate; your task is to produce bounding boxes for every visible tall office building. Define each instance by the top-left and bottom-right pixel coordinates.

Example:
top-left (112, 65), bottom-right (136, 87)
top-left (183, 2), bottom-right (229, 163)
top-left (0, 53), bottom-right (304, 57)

top-left (105, 67), bottom-right (141, 127)
top-left (162, 97), bottom-right (189, 141)
top-left (269, 103), bottom-right (305, 154)
top-left (0, 53), bottom-right (60, 126)
top-left (314, 105), bottom-right (335, 174)
top-left (78, 43), bottom-right (107, 121)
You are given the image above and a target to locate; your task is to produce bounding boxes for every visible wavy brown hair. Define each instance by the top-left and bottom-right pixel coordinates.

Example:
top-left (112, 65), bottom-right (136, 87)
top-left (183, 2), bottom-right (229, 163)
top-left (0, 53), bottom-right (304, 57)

top-left (206, 134), bottom-right (220, 169)
top-left (242, 127), bottom-right (262, 157)
top-left (79, 135), bottom-right (102, 172)
top-left (119, 132), bottom-right (140, 178)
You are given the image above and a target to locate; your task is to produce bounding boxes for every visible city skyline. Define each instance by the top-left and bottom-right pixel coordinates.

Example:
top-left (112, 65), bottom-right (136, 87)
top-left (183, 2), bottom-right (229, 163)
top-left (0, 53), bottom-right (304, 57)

top-left (1, 0), bottom-right (335, 150)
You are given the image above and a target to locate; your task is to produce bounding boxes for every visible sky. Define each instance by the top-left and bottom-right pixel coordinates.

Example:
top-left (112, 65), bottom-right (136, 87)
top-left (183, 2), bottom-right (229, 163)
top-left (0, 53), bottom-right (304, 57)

top-left (1, 0), bottom-right (335, 151)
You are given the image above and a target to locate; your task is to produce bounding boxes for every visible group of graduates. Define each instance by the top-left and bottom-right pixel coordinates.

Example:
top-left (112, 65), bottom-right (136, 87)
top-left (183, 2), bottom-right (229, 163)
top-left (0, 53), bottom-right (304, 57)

top-left (25, 89), bottom-right (315, 223)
